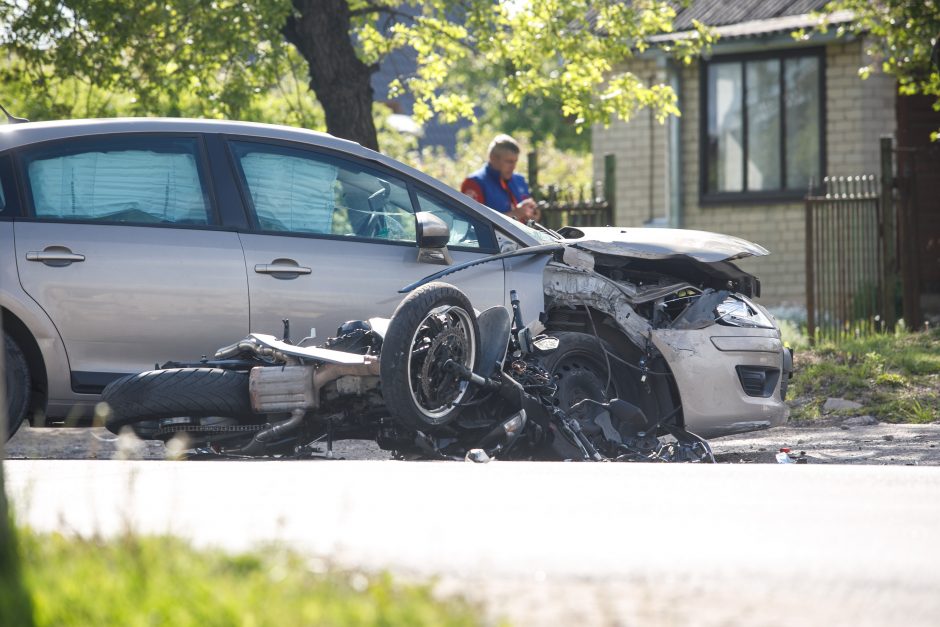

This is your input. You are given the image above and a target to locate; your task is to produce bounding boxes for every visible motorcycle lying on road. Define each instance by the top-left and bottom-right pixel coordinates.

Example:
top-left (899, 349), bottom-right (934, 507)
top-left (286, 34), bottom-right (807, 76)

top-left (103, 282), bottom-right (714, 463)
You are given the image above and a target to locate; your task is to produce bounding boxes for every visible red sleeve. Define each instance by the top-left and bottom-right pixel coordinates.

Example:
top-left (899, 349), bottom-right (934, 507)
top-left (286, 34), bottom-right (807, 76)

top-left (461, 179), bottom-right (484, 203)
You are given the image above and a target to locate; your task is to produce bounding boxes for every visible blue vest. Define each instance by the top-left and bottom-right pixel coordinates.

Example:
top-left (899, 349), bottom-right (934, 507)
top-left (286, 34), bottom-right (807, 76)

top-left (465, 164), bottom-right (531, 214)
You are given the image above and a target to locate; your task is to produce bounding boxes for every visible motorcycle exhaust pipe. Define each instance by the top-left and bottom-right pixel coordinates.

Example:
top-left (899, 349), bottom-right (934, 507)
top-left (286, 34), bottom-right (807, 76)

top-left (224, 408), bottom-right (306, 456)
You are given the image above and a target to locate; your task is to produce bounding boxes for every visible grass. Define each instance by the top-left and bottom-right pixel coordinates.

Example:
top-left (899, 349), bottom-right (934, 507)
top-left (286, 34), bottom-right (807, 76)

top-left (14, 529), bottom-right (482, 627)
top-left (788, 327), bottom-right (940, 424)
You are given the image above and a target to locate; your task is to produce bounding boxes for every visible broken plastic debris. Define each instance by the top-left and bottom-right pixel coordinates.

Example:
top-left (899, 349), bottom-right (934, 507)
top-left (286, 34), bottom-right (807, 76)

top-left (465, 448), bottom-right (491, 463)
top-left (776, 448), bottom-right (808, 464)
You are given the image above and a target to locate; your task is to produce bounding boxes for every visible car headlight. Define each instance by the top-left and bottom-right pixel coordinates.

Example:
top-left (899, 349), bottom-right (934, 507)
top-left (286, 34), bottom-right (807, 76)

top-left (715, 295), bottom-right (776, 329)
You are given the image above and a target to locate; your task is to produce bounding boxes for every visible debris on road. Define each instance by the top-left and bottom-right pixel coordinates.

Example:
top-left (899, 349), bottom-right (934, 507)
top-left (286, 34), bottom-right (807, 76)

top-left (824, 398), bottom-right (864, 412)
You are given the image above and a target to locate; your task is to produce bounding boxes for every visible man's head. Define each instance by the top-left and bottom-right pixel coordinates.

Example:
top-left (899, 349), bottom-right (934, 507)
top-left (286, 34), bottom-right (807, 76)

top-left (487, 134), bottom-right (521, 180)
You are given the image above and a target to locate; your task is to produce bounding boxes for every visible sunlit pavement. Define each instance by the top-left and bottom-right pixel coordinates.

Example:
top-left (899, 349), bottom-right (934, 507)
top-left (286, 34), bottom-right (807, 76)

top-left (7, 459), bottom-right (940, 626)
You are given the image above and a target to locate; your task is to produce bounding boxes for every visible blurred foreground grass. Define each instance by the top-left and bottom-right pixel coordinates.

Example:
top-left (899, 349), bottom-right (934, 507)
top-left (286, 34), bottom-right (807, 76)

top-left (13, 529), bottom-right (481, 626)
top-left (788, 327), bottom-right (940, 423)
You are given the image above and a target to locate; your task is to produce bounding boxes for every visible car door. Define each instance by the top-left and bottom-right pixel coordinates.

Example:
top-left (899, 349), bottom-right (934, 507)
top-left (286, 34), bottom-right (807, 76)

top-left (13, 134), bottom-right (249, 389)
top-left (226, 139), bottom-right (504, 342)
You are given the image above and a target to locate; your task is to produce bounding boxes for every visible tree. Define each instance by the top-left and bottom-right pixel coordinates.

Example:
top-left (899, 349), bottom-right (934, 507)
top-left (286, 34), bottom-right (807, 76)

top-left (812, 1), bottom-right (940, 134)
top-left (1, 0), bottom-right (711, 150)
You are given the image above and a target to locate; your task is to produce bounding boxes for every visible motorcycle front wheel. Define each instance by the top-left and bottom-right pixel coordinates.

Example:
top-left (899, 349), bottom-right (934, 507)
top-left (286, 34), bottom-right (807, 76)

top-left (380, 282), bottom-right (480, 431)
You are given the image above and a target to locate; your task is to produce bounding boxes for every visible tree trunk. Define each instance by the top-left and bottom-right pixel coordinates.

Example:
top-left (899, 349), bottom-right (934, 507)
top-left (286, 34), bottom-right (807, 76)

top-left (283, 0), bottom-right (380, 151)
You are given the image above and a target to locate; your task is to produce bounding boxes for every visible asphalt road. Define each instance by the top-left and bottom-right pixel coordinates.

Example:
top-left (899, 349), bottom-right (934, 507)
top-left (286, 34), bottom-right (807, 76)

top-left (7, 458), bottom-right (940, 626)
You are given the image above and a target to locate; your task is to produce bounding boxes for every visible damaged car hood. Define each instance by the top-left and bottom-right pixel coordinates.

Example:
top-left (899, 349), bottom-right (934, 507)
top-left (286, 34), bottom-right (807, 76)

top-left (558, 227), bottom-right (769, 263)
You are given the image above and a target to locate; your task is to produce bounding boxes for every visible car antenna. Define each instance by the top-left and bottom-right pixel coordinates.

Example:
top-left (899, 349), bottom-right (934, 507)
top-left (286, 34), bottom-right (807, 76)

top-left (0, 103), bottom-right (29, 124)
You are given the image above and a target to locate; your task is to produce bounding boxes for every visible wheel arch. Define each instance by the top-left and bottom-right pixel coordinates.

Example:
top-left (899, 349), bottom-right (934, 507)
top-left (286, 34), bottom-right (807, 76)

top-left (544, 305), bottom-right (684, 427)
top-left (2, 306), bottom-right (48, 422)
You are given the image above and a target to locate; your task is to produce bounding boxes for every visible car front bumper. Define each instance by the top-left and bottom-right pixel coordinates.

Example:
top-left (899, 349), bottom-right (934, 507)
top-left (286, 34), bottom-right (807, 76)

top-left (651, 325), bottom-right (792, 439)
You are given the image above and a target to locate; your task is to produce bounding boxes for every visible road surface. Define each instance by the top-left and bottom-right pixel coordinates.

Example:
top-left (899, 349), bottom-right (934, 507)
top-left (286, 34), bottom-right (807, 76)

top-left (6, 458), bottom-right (940, 626)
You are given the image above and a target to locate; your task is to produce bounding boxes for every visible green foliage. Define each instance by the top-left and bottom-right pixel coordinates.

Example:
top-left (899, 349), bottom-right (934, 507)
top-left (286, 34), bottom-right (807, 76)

top-left (789, 328), bottom-right (940, 423)
top-left (0, 0), bottom-right (293, 119)
top-left (383, 0), bottom-right (713, 134)
top-left (385, 123), bottom-right (592, 193)
top-left (1, 43), bottom-right (325, 129)
top-left (777, 318), bottom-right (809, 350)
top-left (806, 1), bottom-right (940, 137)
top-left (2, 0), bottom-right (710, 148)
top-left (20, 530), bottom-right (480, 626)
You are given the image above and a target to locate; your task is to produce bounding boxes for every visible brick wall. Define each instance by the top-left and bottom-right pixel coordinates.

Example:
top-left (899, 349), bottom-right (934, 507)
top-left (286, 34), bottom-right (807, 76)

top-left (592, 39), bottom-right (897, 307)
top-left (591, 57), bottom-right (670, 227)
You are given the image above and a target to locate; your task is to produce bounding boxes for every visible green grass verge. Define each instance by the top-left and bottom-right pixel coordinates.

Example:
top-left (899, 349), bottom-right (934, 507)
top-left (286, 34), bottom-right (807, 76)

top-left (18, 530), bottom-right (482, 626)
top-left (789, 327), bottom-right (940, 423)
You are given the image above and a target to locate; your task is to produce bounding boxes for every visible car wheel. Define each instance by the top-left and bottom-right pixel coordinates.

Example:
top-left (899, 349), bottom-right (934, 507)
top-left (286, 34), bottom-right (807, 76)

top-left (102, 368), bottom-right (255, 434)
top-left (3, 333), bottom-right (31, 439)
top-left (540, 331), bottom-right (626, 410)
top-left (381, 282), bottom-right (480, 431)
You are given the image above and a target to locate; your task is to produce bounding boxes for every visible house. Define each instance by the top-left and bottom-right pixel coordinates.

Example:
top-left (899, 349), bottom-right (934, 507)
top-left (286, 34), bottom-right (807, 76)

top-left (591, 0), bottom-right (903, 311)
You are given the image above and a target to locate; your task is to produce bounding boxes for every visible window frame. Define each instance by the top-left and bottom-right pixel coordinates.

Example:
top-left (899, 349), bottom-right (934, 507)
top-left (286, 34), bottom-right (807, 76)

top-left (14, 132), bottom-right (222, 228)
top-left (0, 152), bottom-right (21, 220)
top-left (699, 46), bottom-right (827, 205)
top-left (225, 136), bottom-right (499, 253)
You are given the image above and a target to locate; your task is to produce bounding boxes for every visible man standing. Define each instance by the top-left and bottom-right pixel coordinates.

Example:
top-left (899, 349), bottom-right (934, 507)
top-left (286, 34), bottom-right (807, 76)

top-left (461, 134), bottom-right (537, 223)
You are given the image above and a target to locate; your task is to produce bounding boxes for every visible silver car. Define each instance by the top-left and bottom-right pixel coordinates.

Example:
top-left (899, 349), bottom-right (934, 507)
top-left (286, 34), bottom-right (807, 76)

top-left (0, 118), bottom-right (790, 439)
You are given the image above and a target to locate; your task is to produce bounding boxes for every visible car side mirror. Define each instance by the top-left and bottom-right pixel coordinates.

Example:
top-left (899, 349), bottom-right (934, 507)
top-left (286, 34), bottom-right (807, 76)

top-left (415, 211), bottom-right (453, 265)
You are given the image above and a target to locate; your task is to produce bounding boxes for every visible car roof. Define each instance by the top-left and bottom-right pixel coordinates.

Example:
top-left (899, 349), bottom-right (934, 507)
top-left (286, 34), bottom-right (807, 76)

top-left (0, 117), bottom-right (366, 155)
top-left (0, 117), bottom-right (540, 244)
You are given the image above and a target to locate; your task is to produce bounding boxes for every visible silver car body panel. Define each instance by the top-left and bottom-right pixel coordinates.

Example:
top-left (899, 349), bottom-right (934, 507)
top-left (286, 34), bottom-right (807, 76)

top-left (562, 226), bottom-right (770, 262)
top-left (0, 222), bottom-right (81, 418)
top-left (651, 326), bottom-right (788, 438)
top-left (14, 222), bottom-right (250, 373)
top-left (239, 232), bottom-right (504, 341)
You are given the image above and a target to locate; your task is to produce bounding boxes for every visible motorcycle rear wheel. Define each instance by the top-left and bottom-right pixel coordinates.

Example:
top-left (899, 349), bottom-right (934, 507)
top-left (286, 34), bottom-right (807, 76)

top-left (103, 368), bottom-right (255, 434)
top-left (380, 282), bottom-right (480, 431)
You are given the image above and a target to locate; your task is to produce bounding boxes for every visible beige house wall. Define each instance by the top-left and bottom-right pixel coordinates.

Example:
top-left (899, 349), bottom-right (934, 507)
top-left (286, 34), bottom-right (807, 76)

top-left (591, 39), bottom-right (897, 308)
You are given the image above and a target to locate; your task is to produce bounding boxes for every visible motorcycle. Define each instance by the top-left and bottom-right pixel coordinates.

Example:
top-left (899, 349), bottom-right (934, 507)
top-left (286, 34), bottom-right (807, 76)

top-left (103, 282), bottom-right (714, 463)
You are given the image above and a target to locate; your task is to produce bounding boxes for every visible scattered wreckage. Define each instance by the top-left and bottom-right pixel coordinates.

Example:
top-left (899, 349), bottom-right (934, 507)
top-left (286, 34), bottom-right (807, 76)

top-left (103, 226), bottom-right (792, 461)
top-left (103, 283), bottom-right (714, 462)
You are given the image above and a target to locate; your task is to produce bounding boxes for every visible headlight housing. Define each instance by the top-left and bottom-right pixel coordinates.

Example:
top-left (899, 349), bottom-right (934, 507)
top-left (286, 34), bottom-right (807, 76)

top-left (715, 295), bottom-right (776, 329)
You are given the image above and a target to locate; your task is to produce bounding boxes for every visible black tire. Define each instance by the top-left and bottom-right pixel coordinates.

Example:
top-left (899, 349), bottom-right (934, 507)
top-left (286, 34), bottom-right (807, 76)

top-left (539, 331), bottom-right (629, 410)
top-left (381, 282), bottom-right (480, 430)
top-left (3, 333), bottom-right (31, 439)
top-left (537, 331), bottom-right (636, 459)
top-left (103, 368), bottom-right (254, 434)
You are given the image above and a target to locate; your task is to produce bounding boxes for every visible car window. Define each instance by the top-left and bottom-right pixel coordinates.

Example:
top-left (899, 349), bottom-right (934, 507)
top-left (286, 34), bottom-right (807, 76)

top-left (229, 141), bottom-right (417, 243)
top-left (415, 192), bottom-right (488, 250)
top-left (22, 137), bottom-right (211, 225)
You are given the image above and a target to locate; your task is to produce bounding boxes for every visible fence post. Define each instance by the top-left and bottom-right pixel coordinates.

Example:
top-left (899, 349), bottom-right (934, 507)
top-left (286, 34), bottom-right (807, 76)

top-left (603, 154), bottom-right (616, 226)
top-left (880, 136), bottom-right (896, 331)
top-left (805, 183), bottom-right (816, 345)
top-left (527, 149), bottom-right (539, 200)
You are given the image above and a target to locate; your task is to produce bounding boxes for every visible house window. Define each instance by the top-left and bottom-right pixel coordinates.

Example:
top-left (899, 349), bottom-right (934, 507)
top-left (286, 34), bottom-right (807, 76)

top-left (702, 49), bottom-right (824, 201)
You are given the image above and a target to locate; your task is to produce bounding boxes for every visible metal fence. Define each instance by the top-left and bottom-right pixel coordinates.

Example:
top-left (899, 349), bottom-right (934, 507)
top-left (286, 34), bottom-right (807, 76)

top-left (805, 175), bottom-right (886, 343)
top-left (528, 152), bottom-right (614, 231)
top-left (534, 185), bottom-right (612, 230)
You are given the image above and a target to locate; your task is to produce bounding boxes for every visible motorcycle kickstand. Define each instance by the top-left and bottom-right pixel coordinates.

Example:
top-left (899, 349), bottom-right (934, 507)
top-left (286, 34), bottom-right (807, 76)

top-left (326, 418), bottom-right (334, 459)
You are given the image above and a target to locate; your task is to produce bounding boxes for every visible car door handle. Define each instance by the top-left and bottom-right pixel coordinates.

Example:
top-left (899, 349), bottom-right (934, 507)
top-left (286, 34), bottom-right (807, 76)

top-left (254, 260), bottom-right (312, 276)
top-left (26, 247), bottom-right (86, 266)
